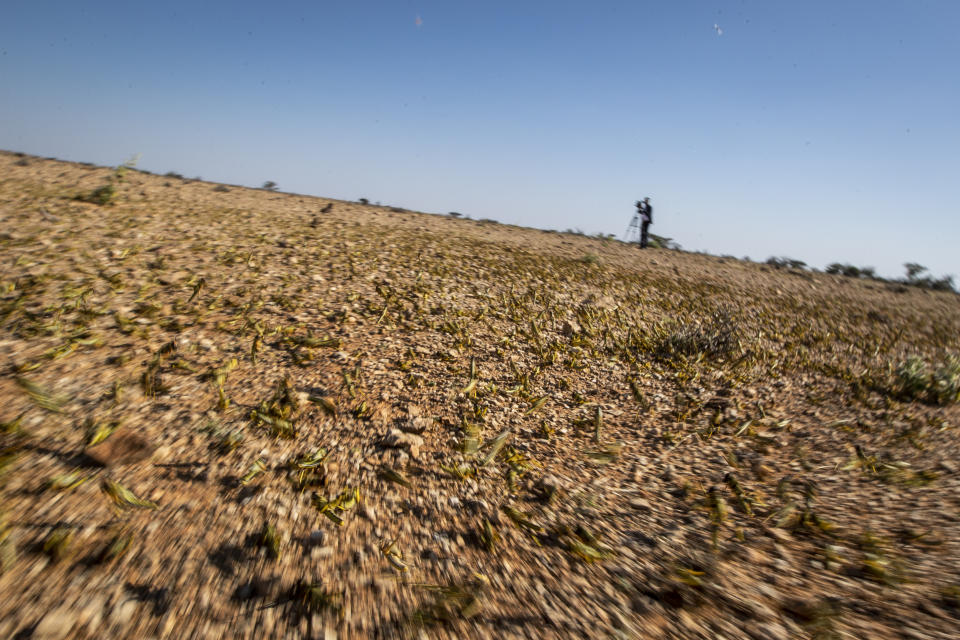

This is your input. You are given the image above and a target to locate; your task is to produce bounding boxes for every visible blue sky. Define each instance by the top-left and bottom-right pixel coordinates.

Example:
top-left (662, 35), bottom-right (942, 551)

top-left (2, 1), bottom-right (958, 279)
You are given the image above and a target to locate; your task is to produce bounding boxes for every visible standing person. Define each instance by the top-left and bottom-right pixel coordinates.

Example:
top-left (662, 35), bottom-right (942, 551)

top-left (637, 197), bottom-right (653, 248)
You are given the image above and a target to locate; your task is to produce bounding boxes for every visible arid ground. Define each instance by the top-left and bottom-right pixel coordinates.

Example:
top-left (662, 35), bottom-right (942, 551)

top-left (1, 150), bottom-right (959, 639)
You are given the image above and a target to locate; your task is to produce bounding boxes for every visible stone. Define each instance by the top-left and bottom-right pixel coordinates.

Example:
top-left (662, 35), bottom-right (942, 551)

top-left (401, 417), bottom-right (432, 434)
top-left (111, 599), bottom-right (138, 627)
top-left (33, 607), bottom-right (77, 639)
top-left (85, 430), bottom-right (155, 467)
top-left (561, 320), bottom-right (581, 336)
top-left (581, 295), bottom-right (617, 310)
top-left (381, 428), bottom-right (424, 450)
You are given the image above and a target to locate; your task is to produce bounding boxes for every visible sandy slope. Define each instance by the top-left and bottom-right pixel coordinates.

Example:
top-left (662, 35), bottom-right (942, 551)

top-left (1, 150), bottom-right (959, 639)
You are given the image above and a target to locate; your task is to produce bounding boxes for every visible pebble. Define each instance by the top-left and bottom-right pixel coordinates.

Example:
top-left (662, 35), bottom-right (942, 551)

top-left (33, 607), bottom-right (77, 639)
top-left (111, 599), bottom-right (138, 627)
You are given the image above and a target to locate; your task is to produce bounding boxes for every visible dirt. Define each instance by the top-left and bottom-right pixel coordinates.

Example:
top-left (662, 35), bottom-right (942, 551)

top-left (1, 150), bottom-right (959, 639)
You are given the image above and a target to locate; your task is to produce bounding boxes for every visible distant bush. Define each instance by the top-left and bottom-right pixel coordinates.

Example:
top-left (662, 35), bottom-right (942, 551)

top-left (894, 356), bottom-right (960, 404)
top-left (212, 185), bottom-right (230, 193)
top-left (164, 171), bottom-right (184, 179)
top-left (901, 263), bottom-right (955, 292)
top-left (477, 218), bottom-right (498, 224)
top-left (262, 181), bottom-right (277, 191)
top-left (826, 262), bottom-right (956, 293)
top-left (766, 256), bottom-right (807, 270)
top-left (825, 263), bottom-right (877, 279)
top-left (358, 198), bottom-right (369, 205)
top-left (14, 158), bottom-right (29, 167)
top-left (448, 212), bottom-right (462, 218)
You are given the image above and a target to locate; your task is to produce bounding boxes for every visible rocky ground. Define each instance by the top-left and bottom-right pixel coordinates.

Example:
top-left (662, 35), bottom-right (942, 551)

top-left (1, 150), bottom-right (959, 639)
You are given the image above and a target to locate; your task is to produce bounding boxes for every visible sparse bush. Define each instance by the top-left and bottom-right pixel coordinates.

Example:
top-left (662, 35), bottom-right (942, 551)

top-left (14, 158), bottom-right (29, 167)
top-left (477, 218), bottom-right (498, 224)
top-left (895, 356), bottom-right (930, 400)
top-left (262, 181), bottom-right (278, 191)
top-left (75, 156), bottom-right (138, 205)
top-left (933, 358), bottom-right (960, 404)
top-left (448, 212), bottom-right (462, 218)
top-left (358, 198), bottom-right (369, 205)
top-left (165, 171), bottom-right (184, 179)
top-left (894, 355), bottom-right (960, 404)
top-left (650, 309), bottom-right (741, 362)
top-left (826, 263), bottom-right (876, 279)
top-left (766, 256), bottom-right (807, 270)
top-left (213, 185), bottom-right (230, 193)
top-left (648, 234), bottom-right (681, 250)
top-left (580, 253), bottom-right (599, 265)
top-left (901, 263), bottom-right (956, 293)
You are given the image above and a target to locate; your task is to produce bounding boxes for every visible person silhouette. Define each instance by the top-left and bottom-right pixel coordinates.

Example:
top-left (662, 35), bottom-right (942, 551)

top-left (636, 197), bottom-right (653, 248)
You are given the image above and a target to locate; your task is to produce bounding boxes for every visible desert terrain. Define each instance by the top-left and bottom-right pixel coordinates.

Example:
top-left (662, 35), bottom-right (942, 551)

top-left (1, 150), bottom-right (959, 639)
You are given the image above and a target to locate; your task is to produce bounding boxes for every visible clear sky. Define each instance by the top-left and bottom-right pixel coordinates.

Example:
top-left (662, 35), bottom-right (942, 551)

top-left (2, 1), bottom-right (958, 279)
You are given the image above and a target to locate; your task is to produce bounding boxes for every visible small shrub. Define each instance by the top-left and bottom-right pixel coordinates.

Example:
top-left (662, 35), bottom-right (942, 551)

top-left (212, 185), bottom-right (230, 193)
top-left (358, 198), bottom-right (369, 205)
top-left (651, 309), bottom-right (741, 362)
top-left (894, 356), bottom-right (960, 404)
top-left (164, 171), bottom-right (184, 179)
top-left (648, 234), bottom-right (681, 250)
top-left (76, 183), bottom-right (116, 206)
top-left (580, 253), bottom-right (599, 265)
top-left (933, 358), bottom-right (960, 404)
top-left (895, 356), bottom-right (930, 401)
top-left (14, 158), bottom-right (29, 167)
top-left (448, 212), bottom-right (462, 218)
top-left (262, 181), bottom-right (277, 191)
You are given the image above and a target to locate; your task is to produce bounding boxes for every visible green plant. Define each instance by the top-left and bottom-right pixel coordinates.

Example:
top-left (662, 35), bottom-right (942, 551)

top-left (895, 355), bottom-right (960, 404)
top-left (932, 357), bottom-right (960, 404)
top-left (648, 233), bottom-right (681, 250)
top-left (651, 309), bottom-right (741, 361)
top-left (579, 253), bottom-right (599, 265)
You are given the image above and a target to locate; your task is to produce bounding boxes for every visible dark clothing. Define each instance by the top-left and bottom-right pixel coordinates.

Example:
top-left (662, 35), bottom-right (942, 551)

top-left (637, 200), bottom-right (653, 248)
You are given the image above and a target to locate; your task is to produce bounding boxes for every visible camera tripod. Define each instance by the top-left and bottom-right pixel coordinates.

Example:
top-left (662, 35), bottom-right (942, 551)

top-left (623, 212), bottom-right (644, 244)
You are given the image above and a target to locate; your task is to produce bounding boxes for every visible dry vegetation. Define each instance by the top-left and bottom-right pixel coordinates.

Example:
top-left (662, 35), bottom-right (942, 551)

top-left (1, 150), bottom-right (959, 639)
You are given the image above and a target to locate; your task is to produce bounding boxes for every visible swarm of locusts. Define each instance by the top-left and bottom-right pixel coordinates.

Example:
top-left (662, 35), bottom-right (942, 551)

top-left (0, 150), bottom-right (958, 639)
